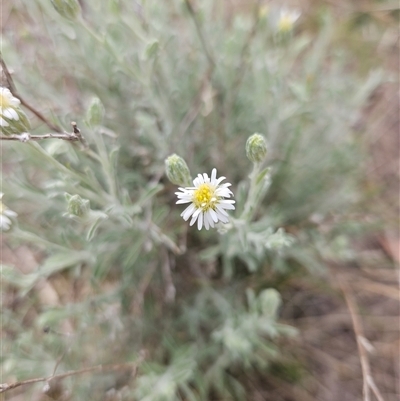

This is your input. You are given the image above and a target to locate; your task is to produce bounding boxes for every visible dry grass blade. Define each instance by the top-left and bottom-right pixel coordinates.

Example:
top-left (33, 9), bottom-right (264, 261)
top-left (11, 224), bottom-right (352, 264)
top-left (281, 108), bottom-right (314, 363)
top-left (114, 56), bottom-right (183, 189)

top-left (338, 276), bottom-right (385, 401)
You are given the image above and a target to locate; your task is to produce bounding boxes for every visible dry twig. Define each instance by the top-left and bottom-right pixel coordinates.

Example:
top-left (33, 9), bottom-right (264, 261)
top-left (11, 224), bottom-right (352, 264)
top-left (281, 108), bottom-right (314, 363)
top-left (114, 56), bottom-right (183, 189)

top-left (0, 354), bottom-right (145, 394)
top-left (0, 132), bottom-right (80, 142)
top-left (338, 276), bottom-right (385, 401)
top-left (1, 55), bottom-right (89, 149)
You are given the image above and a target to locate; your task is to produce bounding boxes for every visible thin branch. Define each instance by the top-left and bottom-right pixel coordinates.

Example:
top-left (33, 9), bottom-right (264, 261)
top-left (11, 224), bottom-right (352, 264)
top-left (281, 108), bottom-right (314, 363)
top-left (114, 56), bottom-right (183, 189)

top-left (0, 55), bottom-right (89, 149)
top-left (0, 52), bottom-right (64, 133)
top-left (19, 100), bottom-right (64, 133)
top-left (161, 247), bottom-right (176, 303)
top-left (177, 68), bottom-right (213, 141)
top-left (0, 354), bottom-right (145, 394)
top-left (132, 262), bottom-right (158, 316)
top-left (0, 54), bottom-right (17, 93)
top-left (184, 0), bottom-right (216, 68)
top-left (338, 277), bottom-right (385, 401)
top-left (1, 122), bottom-right (89, 152)
top-left (225, 0), bottom-right (262, 118)
top-left (0, 132), bottom-right (80, 142)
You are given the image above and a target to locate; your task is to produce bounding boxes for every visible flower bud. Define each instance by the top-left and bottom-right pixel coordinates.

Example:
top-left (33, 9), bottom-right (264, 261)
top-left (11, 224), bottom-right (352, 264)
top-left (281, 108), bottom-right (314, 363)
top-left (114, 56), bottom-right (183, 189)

top-left (265, 228), bottom-right (294, 250)
top-left (0, 87), bottom-right (30, 136)
top-left (51, 0), bottom-right (81, 20)
top-left (86, 97), bottom-right (105, 127)
top-left (0, 193), bottom-right (18, 231)
top-left (246, 133), bottom-right (267, 163)
top-left (65, 193), bottom-right (90, 218)
top-left (258, 288), bottom-right (281, 317)
top-left (165, 154), bottom-right (191, 186)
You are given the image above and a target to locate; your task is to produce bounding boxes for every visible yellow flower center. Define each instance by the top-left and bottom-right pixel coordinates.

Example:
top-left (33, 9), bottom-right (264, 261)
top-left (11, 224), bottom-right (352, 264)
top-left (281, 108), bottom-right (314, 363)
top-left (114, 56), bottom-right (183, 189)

top-left (0, 92), bottom-right (11, 109)
top-left (193, 183), bottom-right (217, 210)
top-left (278, 16), bottom-right (294, 32)
top-left (0, 202), bottom-right (5, 214)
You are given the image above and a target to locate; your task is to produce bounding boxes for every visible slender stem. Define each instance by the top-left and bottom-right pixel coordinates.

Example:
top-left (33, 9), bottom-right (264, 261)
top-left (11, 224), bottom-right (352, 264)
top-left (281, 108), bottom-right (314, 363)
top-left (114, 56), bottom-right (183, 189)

top-left (27, 142), bottom-right (110, 206)
top-left (224, 0), bottom-right (261, 134)
top-left (93, 128), bottom-right (118, 199)
top-left (184, 0), bottom-right (215, 68)
top-left (241, 162), bottom-right (261, 221)
top-left (161, 247), bottom-right (176, 303)
top-left (12, 229), bottom-right (75, 253)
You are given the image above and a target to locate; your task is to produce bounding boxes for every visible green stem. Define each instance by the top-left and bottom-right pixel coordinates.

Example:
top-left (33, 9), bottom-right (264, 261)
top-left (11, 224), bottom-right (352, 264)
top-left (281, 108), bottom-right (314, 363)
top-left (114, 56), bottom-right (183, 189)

top-left (92, 129), bottom-right (118, 200)
top-left (240, 162), bottom-right (261, 221)
top-left (28, 142), bottom-right (110, 206)
top-left (12, 229), bottom-right (72, 252)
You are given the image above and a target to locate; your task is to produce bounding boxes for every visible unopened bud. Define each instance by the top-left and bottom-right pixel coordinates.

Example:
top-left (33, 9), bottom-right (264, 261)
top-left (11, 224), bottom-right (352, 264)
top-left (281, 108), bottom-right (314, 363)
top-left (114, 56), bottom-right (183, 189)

top-left (86, 97), bottom-right (104, 127)
top-left (258, 288), bottom-right (281, 317)
top-left (246, 133), bottom-right (267, 163)
top-left (0, 87), bottom-right (30, 136)
top-left (51, 0), bottom-right (81, 20)
top-left (65, 193), bottom-right (90, 218)
top-left (165, 154), bottom-right (191, 186)
top-left (0, 109), bottom-right (31, 136)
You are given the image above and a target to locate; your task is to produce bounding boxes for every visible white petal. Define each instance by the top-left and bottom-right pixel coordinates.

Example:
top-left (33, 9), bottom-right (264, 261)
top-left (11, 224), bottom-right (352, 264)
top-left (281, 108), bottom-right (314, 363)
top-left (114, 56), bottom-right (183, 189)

top-left (189, 213), bottom-right (199, 226)
top-left (218, 200), bottom-right (236, 210)
top-left (208, 212), bottom-right (215, 227)
top-left (209, 208), bottom-right (219, 223)
top-left (4, 209), bottom-right (17, 217)
top-left (0, 117), bottom-right (9, 127)
top-left (197, 212), bottom-right (203, 230)
top-left (181, 203), bottom-right (196, 220)
top-left (215, 176), bottom-right (226, 185)
top-left (216, 204), bottom-right (229, 216)
top-left (211, 168), bottom-right (217, 183)
top-left (190, 208), bottom-right (201, 225)
top-left (4, 108), bottom-right (18, 120)
top-left (204, 212), bottom-right (210, 230)
top-left (215, 188), bottom-right (233, 197)
top-left (176, 199), bottom-right (192, 204)
top-left (10, 98), bottom-right (20, 107)
top-left (216, 212), bottom-right (229, 223)
top-left (0, 215), bottom-right (11, 230)
top-left (192, 208), bottom-right (202, 219)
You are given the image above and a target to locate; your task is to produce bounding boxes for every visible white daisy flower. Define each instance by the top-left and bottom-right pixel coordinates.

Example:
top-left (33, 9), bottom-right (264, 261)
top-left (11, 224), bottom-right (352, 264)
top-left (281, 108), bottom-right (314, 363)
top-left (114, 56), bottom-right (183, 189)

top-left (175, 168), bottom-right (235, 230)
top-left (277, 9), bottom-right (301, 32)
top-left (0, 87), bottom-right (21, 127)
top-left (0, 193), bottom-right (18, 231)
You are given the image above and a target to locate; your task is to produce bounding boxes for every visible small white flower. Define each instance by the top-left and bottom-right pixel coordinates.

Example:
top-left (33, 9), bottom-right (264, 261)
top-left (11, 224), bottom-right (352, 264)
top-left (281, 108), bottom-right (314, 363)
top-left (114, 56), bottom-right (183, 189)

top-left (277, 9), bottom-right (301, 32)
top-left (175, 168), bottom-right (235, 230)
top-left (0, 193), bottom-right (18, 231)
top-left (0, 87), bottom-right (21, 127)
